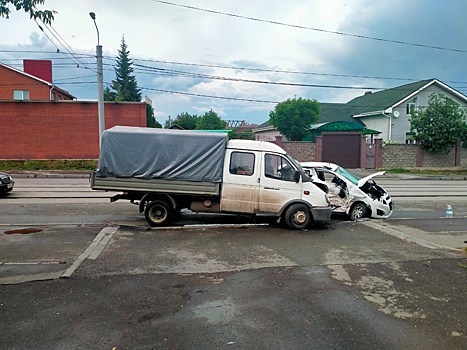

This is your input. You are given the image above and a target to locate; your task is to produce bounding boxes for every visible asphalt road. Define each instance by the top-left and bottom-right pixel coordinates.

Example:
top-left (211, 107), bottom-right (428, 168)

top-left (1, 174), bottom-right (467, 349)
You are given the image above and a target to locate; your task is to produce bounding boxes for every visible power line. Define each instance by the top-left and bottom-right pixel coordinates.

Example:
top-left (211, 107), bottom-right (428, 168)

top-left (133, 63), bottom-right (386, 90)
top-left (35, 19), bottom-right (96, 73)
top-left (3, 49), bottom-right (467, 86)
top-left (141, 87), bottom-right (279, 103)
top-left (152, 0), bottom-right (467, 54)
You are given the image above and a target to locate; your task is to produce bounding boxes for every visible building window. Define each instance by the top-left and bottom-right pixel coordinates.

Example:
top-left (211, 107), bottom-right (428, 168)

top-left (405, 132), bottom-right (416, 144)
top-left (406, 96), bottom-right (418, 115)
top-left (51, 92), bottom-right (56, 100)
top-left (13, 90), bottom-right (30, 100)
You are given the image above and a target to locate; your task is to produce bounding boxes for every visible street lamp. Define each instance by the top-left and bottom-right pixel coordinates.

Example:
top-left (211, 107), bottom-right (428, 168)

top-left (89, 12), bottom-right (105, 149)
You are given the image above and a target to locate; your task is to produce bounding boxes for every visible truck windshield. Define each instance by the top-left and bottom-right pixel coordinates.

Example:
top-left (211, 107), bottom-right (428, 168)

top-left (285, 154), bottom-right (302, 171)
top-left (335, 166), bottom-right (360, 185)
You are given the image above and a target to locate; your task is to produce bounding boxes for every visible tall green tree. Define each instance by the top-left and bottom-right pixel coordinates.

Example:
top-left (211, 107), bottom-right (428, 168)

top-left (196, 110), bottom-right (227, 130)
top-left (105, 36), bottom-right (141, 102)
top-left (269, 97), bottom-right (320, 141)
top-left (103, 85), bottom-right (116, 101)
top-left (146, 104), bottom-right (162, 128)
top-left (410, 94), bottom-right (466, 153)
top-left (164, 112), bottom-right (199, 129)
top-left (0, 0), bottom-right (55, 23)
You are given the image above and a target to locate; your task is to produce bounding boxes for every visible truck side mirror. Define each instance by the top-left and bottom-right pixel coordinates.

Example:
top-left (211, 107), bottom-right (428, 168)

top-left (293, 171), bottom-right (301, 183)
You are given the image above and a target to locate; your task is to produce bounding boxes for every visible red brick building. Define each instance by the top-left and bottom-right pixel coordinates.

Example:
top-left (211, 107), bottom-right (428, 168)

top-left (0, 60), bottom-right (148, 160)
top-left (0, 60), bottom-right (75, 101)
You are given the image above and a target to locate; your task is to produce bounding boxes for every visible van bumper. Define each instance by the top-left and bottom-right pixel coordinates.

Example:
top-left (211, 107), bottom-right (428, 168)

top-left (311, 207), bottom-right (332, 224)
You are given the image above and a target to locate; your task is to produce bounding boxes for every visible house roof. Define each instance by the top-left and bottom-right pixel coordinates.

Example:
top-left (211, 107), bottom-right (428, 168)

top-left (348, 79), bottom-right (433, 116)
top-left (349, 78), bottom-right (467, 117)
top-left (0, 62), bottom-right (76, 99)
top-left (309, 121), bottom-right (381, 134)
top-left (255, 78), bottom-right (467, 131)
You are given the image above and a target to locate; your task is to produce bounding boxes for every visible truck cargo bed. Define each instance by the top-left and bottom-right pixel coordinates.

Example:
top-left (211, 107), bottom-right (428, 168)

top-left (90, 172), bottom-right (220, 196)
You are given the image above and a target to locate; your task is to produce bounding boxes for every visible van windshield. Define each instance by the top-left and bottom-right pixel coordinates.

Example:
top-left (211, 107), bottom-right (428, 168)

top-left (285, 154), bottom-right (302, 171)
top-left (335, 166), bottom-right (360, 185)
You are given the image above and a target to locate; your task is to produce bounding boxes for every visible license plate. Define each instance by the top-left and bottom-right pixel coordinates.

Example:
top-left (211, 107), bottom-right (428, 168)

top-left (7, 183), bottom-right (13, 189)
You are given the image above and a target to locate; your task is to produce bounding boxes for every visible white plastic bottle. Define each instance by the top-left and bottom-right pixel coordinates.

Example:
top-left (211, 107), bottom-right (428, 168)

top-left (446, 205), bottom-right (453, 218)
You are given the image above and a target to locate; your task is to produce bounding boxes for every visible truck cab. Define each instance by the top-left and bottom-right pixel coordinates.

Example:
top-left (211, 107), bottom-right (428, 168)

top-left (220, 140), bottom-right (331, 229)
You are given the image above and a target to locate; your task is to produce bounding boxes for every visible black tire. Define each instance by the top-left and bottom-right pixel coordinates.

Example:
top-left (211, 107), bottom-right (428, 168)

top-left (144, 200), bottom-right (172, 226)
top-left (285, 204), bottom-right (312, 230)
top-left (349, 202), bottom-right (367, 221)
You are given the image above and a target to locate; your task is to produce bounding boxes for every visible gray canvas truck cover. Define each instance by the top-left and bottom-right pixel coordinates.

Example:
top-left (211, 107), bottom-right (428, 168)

top-left (96, 126), bottom-right (228, 182)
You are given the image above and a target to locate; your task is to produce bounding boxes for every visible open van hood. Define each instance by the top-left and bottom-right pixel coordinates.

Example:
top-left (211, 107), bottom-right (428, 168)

top-left (357, 171), bottom-right (386, 187)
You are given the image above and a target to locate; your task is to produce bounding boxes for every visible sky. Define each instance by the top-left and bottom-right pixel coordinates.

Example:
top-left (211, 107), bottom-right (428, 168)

top-left (1, 0), bottom-right (467, 127)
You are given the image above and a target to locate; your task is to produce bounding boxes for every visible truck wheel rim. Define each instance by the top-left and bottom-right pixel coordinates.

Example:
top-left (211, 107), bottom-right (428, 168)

top-left (149, 206), bottom-right (167, 223)
top-left (294, 211), bottom-right (307, 224)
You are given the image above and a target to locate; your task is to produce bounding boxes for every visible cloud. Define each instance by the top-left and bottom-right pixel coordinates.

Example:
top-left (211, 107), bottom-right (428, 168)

top-left (1, 0), bottom-right (466, 127)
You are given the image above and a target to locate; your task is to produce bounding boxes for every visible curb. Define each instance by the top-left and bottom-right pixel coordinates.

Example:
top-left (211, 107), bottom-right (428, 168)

top-left (8, 171), bottom-right (91, 179)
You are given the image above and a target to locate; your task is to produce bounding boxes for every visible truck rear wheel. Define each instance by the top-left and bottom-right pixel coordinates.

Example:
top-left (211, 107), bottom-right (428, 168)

top-left (285, 204), bottom-right (312, 230)
top-left (145, 200), bottom-right (172, 226)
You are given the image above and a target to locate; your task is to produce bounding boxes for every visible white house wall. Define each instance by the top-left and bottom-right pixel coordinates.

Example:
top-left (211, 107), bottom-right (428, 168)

top-left (254, 129), bottom-right (285, 141)
top-left (361, 83), bottom-right (467, 143)
top-left (357, 115), bottom-right (390, 141)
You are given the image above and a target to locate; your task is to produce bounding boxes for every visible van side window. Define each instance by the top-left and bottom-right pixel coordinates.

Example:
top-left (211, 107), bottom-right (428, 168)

top-left (265, 154), bottom-right (296, 182)
top-left (229, 152), bottom-right (255, 176)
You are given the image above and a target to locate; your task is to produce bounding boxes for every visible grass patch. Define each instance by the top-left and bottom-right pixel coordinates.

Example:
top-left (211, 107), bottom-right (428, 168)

top-left (458, 263), bottom-right (467, 269)
top-left (0, 160), bottom-right (97, 171)
top-left (385, 168), bottom-right (467, 176)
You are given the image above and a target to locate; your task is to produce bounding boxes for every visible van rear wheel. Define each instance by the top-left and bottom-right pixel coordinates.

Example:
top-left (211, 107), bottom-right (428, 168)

top-left (285, 204), bottom-right (312, 230)
top-left (145, 200), bottom-right (172, 226)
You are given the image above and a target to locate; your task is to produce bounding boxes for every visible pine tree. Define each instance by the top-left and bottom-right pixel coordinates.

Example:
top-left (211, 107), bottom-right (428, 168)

top-left (106, 36), bottom-right (141, 102)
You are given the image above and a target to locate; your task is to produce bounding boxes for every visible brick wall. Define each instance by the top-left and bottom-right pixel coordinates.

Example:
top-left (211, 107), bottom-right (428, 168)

top-left (380, 143), bottom-right (466, 169)
top-left (279, 140), bottom-right (467, 169)
top-left (421, 147), bottom-right (457, 167)
top-left (281, 142), bottom-right (316, 162)
top-left (462, 147), bottom-right (467, 168)
top-left (381, 144), bottom-right (418, 168)
top-left (0, 101), bottom-right (147, 159)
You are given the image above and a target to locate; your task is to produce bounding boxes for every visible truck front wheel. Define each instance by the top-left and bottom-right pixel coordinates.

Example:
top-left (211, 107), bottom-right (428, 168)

top-left (285, 204), bottom-right (312, 230)
top-left (145, 200), bottom-right (172, 226)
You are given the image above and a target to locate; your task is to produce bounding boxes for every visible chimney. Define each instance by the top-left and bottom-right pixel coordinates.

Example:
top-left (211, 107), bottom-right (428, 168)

top-left (23, 60), bottom-right (53, 83)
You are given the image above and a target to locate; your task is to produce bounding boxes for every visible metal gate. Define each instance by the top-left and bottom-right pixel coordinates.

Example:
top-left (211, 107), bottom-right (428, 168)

top-left (322, 133), bottom-right (361, 168)
top-left (366, 143), bottom-right (376, 169)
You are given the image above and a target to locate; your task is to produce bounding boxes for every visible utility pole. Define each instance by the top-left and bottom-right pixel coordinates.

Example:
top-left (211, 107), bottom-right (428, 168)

top-left (90, 12), bottom-right (105, 149)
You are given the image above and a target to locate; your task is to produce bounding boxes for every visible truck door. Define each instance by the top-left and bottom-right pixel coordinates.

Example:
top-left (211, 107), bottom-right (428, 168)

top-left (220, 149), bottom-right (259, 213)
top-left (259, 153), bottom-right (302, 213)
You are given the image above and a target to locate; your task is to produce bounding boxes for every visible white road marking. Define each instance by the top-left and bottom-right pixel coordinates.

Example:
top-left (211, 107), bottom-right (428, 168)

top-left (362, 221), bottom-right (461, 251)
top-left (61, 226), bottom-right (118, 278)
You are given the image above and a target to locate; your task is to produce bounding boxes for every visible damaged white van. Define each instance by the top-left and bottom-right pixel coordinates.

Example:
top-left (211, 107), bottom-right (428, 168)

top-left (301, 162), bottom-right (393, 221)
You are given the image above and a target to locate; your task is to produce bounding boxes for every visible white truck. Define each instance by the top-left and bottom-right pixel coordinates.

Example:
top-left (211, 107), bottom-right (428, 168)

top-left (91, 126), bottom-right (331, 229)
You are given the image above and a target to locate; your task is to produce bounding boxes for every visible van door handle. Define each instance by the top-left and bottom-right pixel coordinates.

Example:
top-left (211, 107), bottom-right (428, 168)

top-left (264, 187), bottom-right (280, 190)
